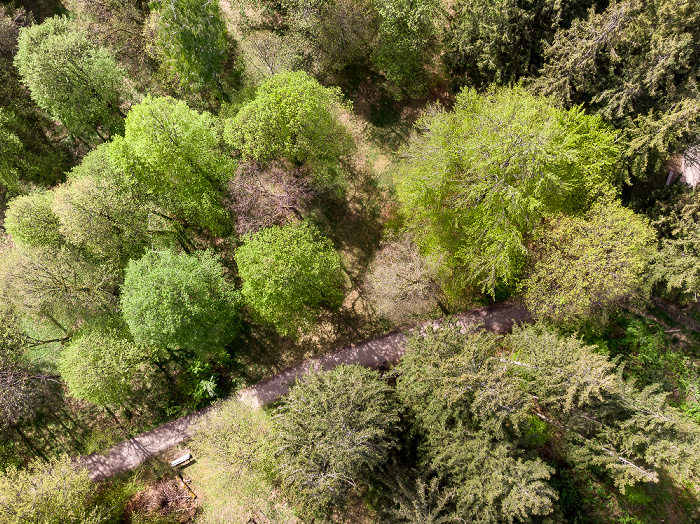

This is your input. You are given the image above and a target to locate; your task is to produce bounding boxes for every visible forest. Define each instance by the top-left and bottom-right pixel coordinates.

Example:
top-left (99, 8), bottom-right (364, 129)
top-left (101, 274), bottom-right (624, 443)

top-left (1, 0), bottom-right (700, 522)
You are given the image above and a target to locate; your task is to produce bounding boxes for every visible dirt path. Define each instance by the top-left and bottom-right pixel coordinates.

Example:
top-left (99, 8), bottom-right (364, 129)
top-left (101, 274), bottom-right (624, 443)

top-left (81, 302), bottom-right (530, 481)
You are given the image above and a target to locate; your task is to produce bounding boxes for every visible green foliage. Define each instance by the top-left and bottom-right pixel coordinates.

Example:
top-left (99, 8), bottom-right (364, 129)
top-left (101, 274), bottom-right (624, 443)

top-left (188, 398), bottom-right (296, 522)
top-left (58, 315), bottom-right (150, 406)
top-left (282, 0), bottom-right (378, 77)
top-left (0, 244), bottom-right (119, 333)
top-left (52, 144), bottom-right (150, 266)
top-left (0, 107), bottom-right (67, 195)
top-left (14, 16), bottom-right (129, 142)
top-left (380, 471), bottom-right (457, 524)
top-left (395, 323), bottom-right (700, 521)
top-left (535, 0), bottom-right (700, 176)
top-left (523, 201), bottom-right (655, 326)
top-left (235, 222), bottom-right (345, 337)
top-left (121, 250), bottom-right (241, 356)
top-left (154, 0), bottom-right (232, 92)
top-left (649, 192), bottom-right (700, 303)
top-left (444, 0), bottom-right (598, 90)
top-left (396, 86), bottom-right (619, 296)
top-left (109, 96), bottom-right (233, 235)
top-left (274, 364), bottom-right (400, 516)
top-left (0, 455), bottom-right (112, 523)
top-left (373, 0), bottom-right (441, 96)
top-left (224, 71), bottom-right (354, 184)
top-left (4, 191), bottom-right (62, 248)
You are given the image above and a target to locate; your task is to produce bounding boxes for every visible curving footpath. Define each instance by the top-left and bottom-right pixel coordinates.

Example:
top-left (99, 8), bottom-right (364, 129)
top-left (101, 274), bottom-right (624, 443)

top-left (81, 302), bottom-right (531, 481)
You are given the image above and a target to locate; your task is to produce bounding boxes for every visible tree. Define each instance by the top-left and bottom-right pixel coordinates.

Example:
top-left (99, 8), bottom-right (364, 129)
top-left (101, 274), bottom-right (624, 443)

top-left (14, 16), bottom-right (130, 142)
top-left (235, 222), bottom-right (346, 337)
top-left (396, 86), bottom-right (619, 296)
top-left (187, 399), bottom-right (293, 522)
top-left (534, 0), bottom-right (700, 177)
top-left (223, 159), bottom-right (314, 235)
top-left (0, 455), bottom-right (112, 523)
top-left (523, 201), bottom-right (655, 325)
top-left (274, 364), bottom-right (400, 516)
top-left (4, 191), bottom-right (62, 248)
top-left (109, 96), bottom-right (233, 235)
top-left (153, 0), bottom-right (234, 98)
top-left (58, 315), bottom-right (150, 407)
top-left (0, 6), bottom-right (70, 194)
top-left (223, 71), bottom-right (354, 186)
top-left (284, 0), bottom-right (378, 78)
top-left (52, 144), bottom-right (150, 266)
top-left (443, 0), bottom-right (600, 91)
top-left (649, 192), bottom-right (700, 306)
top-left (121, 250), bottom-right (241, 357)
top-left (0, 315), bottom-right (58, 435)
top-left (365, 231), bottom-right (446, 324)
top-left (0, 244), bottom-right (119, 334)
top-left (372, 0), bottom-right (441, 96)
top-left (395, 323), bottom-right (700, 521)
top-left (61, 0), bottom-right (149, 80)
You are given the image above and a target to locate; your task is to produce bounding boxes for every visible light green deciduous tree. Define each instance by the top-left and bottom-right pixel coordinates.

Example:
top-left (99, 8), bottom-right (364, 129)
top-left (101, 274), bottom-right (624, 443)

top-left (397, 86), bottom-right (619, 296)
top-left (121, 250), bottom-right (241, 357)
top-left (109, 96), bottom-right (233, 235)
top-left (58, 316), bottom-right (149, 406)
top-left (4, 192), bottom-right (62, 248)
top-left (224, 71), bottom-right (354, 186)
top-left (14, 16), bottom-right (130, 142)
top-left (523, 201), bottom-right (655, 325)
top-left (235, 222), bottom-right (345, 337)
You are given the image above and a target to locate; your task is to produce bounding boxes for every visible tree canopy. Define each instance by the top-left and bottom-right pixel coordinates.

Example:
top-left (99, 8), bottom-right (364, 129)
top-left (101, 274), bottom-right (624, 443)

top-left (235, 222), bottom-right (345, 337)
top-left (0, 455), bottom-right (112, 523)
top-left (224, 71), bottom-right (354, 184)
top-left (397, 86), bottom-right (619, 296)
top-left (523, 201), bottom-right (656, 325)
top-left (4, 192), bottom-right (62, 248)
top-left (395, 323), bottom-right (700, 522)
top-left (153, 0), bottom-right (232, 96)
top-left (52, 144), bottom-right (150, 266)
top-left (535, 0), bottom-right (700, 176)
top-left (121, 250), bottom-right (241, 357)
top-left (274, 364), bottom-right (400, 516)
top-left (58, 316), bottom-right (149, 406)
top-left (14, 15), bottom-right (129, 142)
top-left (109, 95), bottom-right (232, 235)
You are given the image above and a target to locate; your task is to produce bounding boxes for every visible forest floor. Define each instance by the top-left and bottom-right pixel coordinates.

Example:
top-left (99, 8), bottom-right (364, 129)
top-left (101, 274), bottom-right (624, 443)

top-left (80, 301), bottom-right (531, 481)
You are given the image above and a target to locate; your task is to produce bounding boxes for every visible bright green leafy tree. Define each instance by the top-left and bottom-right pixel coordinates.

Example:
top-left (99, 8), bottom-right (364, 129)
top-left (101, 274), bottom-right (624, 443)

top-left (4, 192), bottom-right (62, 248)
top-left (523, 201), bottom-right (655, 325)
top-left (121, 250), bottom-right (241, 357)
top-left (235, 222), bottom-right (345, 337)
top-left (58, 316), bottom-right (150, 407)
top-left (535, 0), bottom-right (700, 177)
top-left (396, 86), bottom-right (619, 296)
top-left (224, 71), bottom-right (354, 186)
top-left (274, 364), bottom-right (400, 517)
top-left (109, 95), bottom-right (233, 235)
top-left (14, 16), bottom-right (129, 142)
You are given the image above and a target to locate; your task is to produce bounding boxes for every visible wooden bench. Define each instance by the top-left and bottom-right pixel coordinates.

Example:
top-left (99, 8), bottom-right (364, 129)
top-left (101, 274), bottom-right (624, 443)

top-left (170, 453), bottom-right (192, 467)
